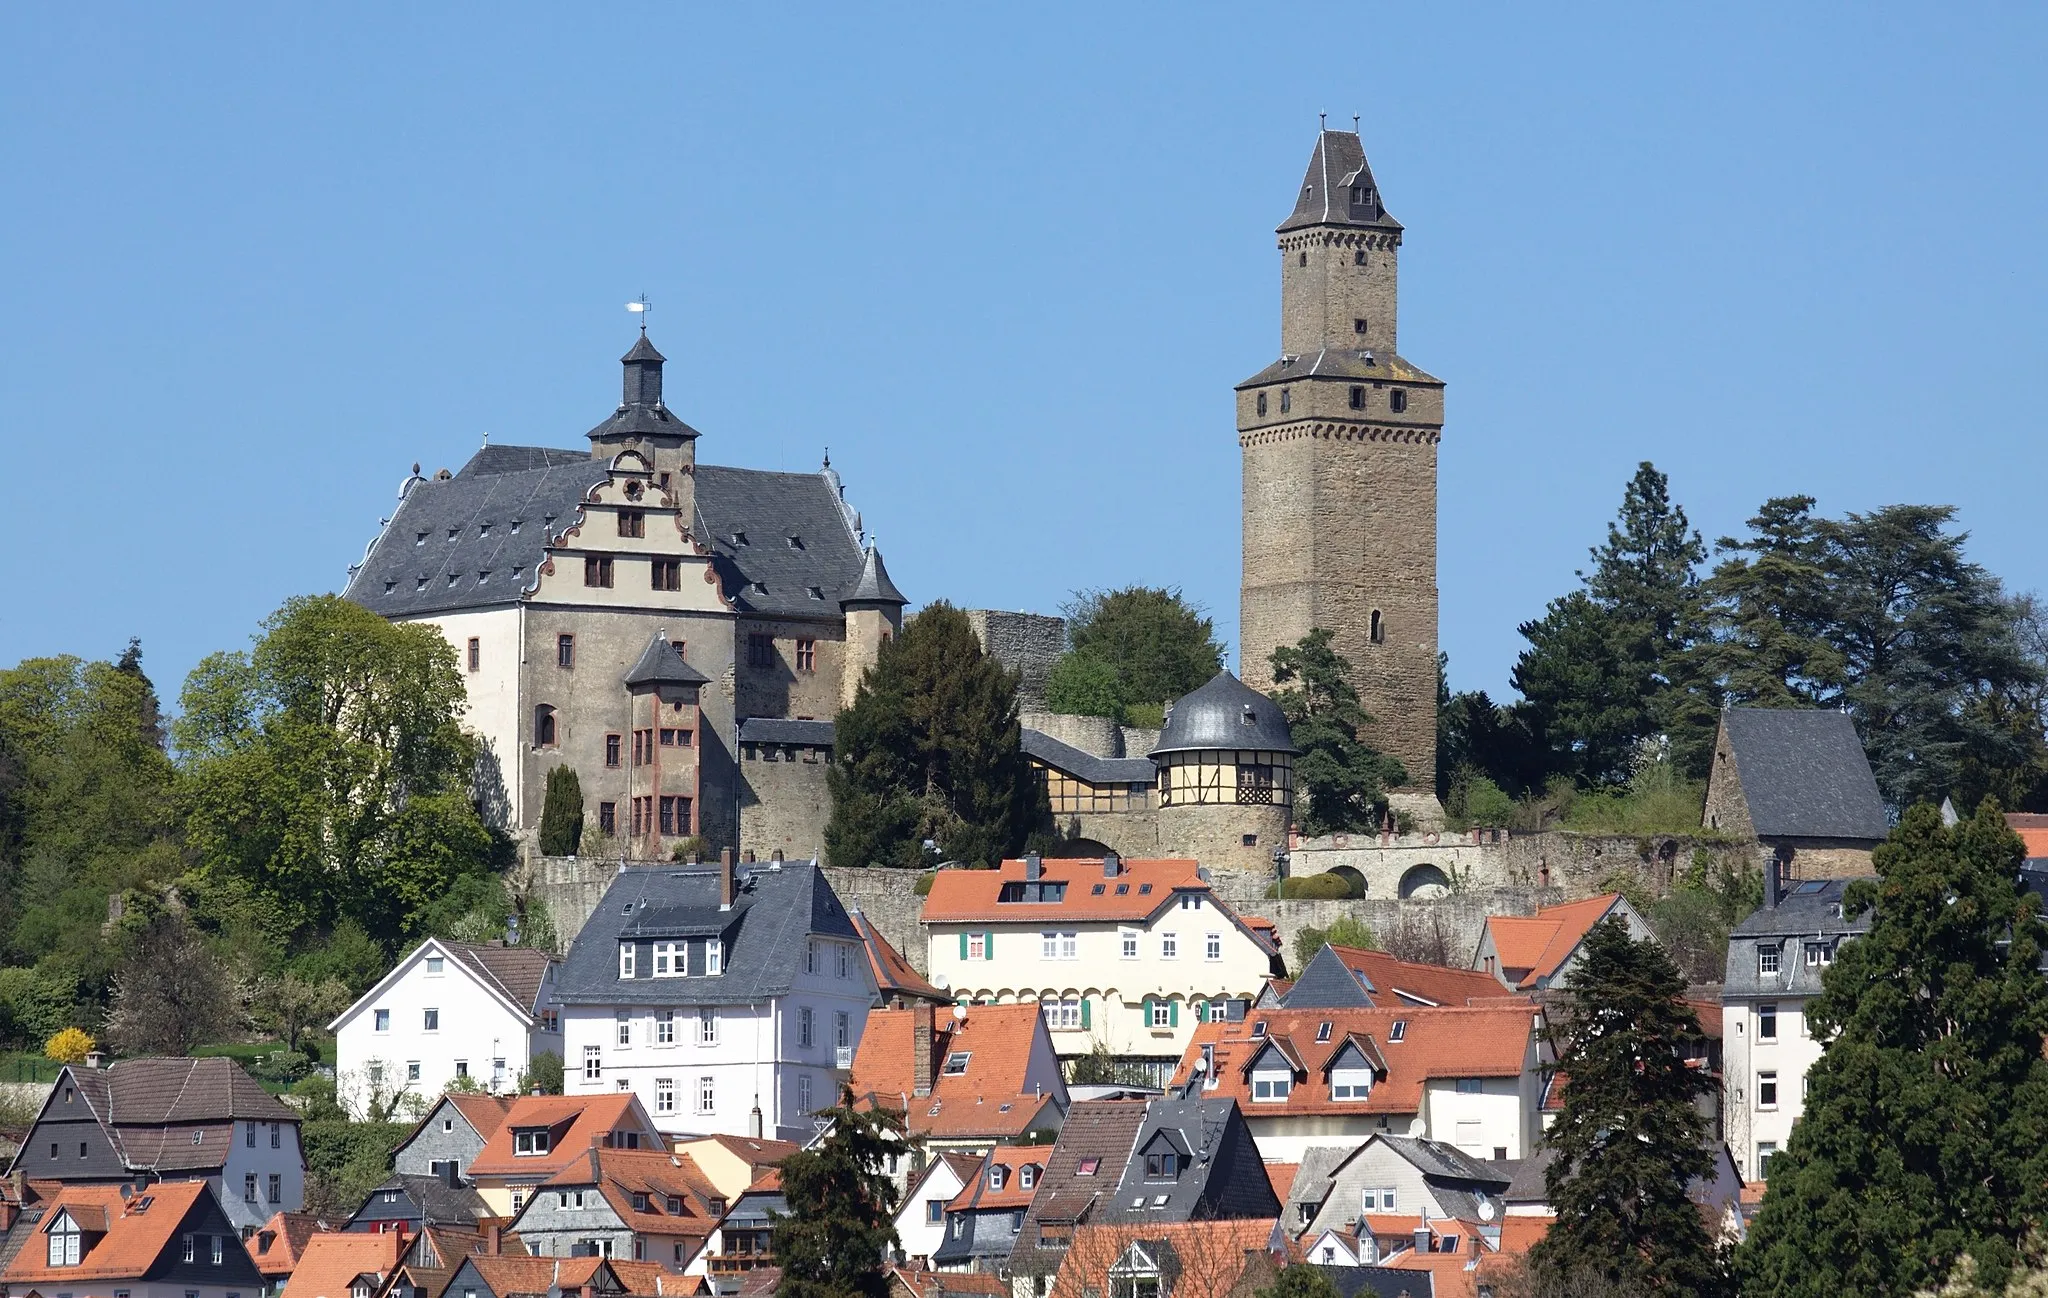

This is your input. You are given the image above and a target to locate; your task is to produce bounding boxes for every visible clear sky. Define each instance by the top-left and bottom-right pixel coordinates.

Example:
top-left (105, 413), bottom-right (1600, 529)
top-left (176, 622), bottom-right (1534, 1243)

top-left (4, 5), bottom-right (2045, 706)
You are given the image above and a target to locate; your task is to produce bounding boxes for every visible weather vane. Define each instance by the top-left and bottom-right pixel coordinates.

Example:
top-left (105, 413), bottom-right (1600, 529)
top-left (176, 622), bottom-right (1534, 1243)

top-left (626, 293), bottom-right (651, 333)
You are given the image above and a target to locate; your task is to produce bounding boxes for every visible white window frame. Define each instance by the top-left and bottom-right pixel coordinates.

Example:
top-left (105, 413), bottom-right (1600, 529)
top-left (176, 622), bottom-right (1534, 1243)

top-left (798, 1074), bottom-right (813, 1113)
top-left (655, 1077), bottom-right (675, 1114)
top-left (1331, 1067), bottom-right (1372, 1100)
top-left (615, 1012), bottom-right (631, 1048)
top-left (1758, 1003), bottom-right (1778, 1041)
top-left (373, 1008), bottom-right (389, 1033)
top-left (838, 944), bottom-right (851, 978)
top-left (1205, 932), bottom-right (1222, 961)
top-left (620, 945), bottom-right (637, 979)
top-left (656, 1010), bottom-right (675, 1045)
top-left (1758, 946), bottom-right (1780, 976)
top-left (1251, 1071), bottom-right (1292, 1101)
top-left (1149, 1001), bottom-right (1171, 1029)
top-left (699, 1008), bottom-right (719, 1046)
top-left (835, 1011), bottom-right (850, 1049)
top-left (425, 956), bottom-right (444, 976)
top-left (1161, 932), bottom-right (1178, 959)
top-left (799, 1006), bottom-right (814, 1048)
top-left (654, 942), bottom-right (684, 977)
top-left (708, 939), bottom-right (723, 975)
top-left (1120, 928), bottom-right (1138, 959)
top-left (805, 939), bottom-right (818, 974)
top-left (583, 1044), bottom-right (602, 1081)
top-left (697, 1075), bottom-right (715, 1114)
top-left (1757, 1070), bottom-right (1779, 1110)
top-left (967, 932), bottom-right (987, 960)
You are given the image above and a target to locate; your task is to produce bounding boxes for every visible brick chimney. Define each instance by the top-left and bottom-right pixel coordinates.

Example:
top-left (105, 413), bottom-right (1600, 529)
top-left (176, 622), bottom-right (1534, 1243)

top-left (720, 848), bottom-right (735, 910)
top-left (1102, 851), bottom-right (1120, 878)
top-left (911, 1003), bottom-right (936, 1098)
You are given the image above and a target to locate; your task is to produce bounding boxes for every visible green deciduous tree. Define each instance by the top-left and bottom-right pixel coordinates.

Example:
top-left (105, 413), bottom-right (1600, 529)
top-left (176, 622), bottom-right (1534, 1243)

top-left (1057, 586), bottom-right (1225, 722)
top-left (772, 1090), bottom-right (905, 1298)
top-left (537, 765), bottom-right (584, 856)
top-left (102, 894), bottom-right (238, 1056)
top-left (1043, 651), bottom-right (1126, 721)
top-left (1255, 1263), bottom-right (1342, 1298)
top-left (251, 973), bottom-right (352, 1056)
top-left (518, 1050), bottom-right (564, 1095)
top-left (826, 602), bottom-right (1045, 868)
top-left (1290, 913), bottom-right (1375, 970)
top-left (1736, 802), bottom-right (2048, 1297)
top-left (1269, 629), bottom-right (1405, 836)
top-left (1527, 917), bottom-right (1726, 1296)
top-left (177, 594), bottom-right (498, 948)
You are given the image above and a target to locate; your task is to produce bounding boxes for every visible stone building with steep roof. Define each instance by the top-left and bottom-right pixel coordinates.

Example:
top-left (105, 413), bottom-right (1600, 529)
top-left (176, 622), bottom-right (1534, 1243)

top-left (1237, 129), bottom-right (1444, 819)
top-left (343, 330), bottom-right (906, 858)
top-left (1703, 707), bottom-right (1891, 879)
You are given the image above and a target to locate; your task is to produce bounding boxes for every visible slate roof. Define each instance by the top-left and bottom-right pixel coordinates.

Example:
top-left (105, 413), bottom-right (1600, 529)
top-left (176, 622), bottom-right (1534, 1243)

top-left (1235, 347), bottom-right (1443, 390)
top-left (82, 1056), bottom-right (298, 1125)
top-left (1723, 876), bottom-right (1873, 998)
top-left (555, 860), bottom-right (861, 1007)
top-left (843, 545), bottom-right (907, 607)
top-left (1108, 1098), bottom-right (1279, 1221)
top-left (444, 941), bottom-right (556, 1016)
top-left (1278, 130), bottom-right (1403, 233)
top-left (736, 717), bottom-right (836, 748)
top-left (623, 633), bottom-right (709, 688)
top-left (347, 1173), bottom-right (492, 1229)
top-left (1283, 1146), bottom-right (1356, 1227)
top-left (1007, 1101), bottom-right (1150, 1278)
top-left (1151, 673), bottom-right (1297, 757)
top-left (1021, 729), bottom-right (1157, 786)
top-left (1316, 1265), bottom-right (1435, 1298)
top-left (696, 463), bottom-right (868, 618)
top-left (1285, 945), bottom-right (1514, 1010)
top-left (1719, 708), bottom-right (1890, 840)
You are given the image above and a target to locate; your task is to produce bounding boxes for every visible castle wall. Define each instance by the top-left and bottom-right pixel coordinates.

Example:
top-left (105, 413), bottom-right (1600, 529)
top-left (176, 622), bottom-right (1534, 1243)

top-left (735, 615), bottom-right (846, 723)
top-left (738, 739), bottom-right (834, 863)
top-left (1020, 710), bottom-right (1124, 757)
top-left (966, 610), bottom-right (1065, 708)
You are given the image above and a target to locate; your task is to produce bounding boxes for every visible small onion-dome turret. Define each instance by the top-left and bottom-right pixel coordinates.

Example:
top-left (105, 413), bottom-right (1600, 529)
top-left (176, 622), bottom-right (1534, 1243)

top-left (1149, 671), bottom-right (1298, 758)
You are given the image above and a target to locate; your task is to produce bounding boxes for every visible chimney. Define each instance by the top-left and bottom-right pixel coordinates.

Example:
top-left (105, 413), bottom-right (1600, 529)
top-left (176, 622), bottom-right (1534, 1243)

top-left (720, 848), bottom-right (735, 910)
top-left (486, 1222), bottom-right (504, 1256)
top-left (85, 1050), bottom-right (104, 1069)
top-left (1766, 850), bottom-right (1786, 910)
top-left (749, 1104), bottom-right (763, 1139)
top-left (1024, 853), bottom-right (1041, 882)
top-left (770, 849), bottom-right (784, 863)
top-left (1412, 1224), bottom-right (1431, 1255)
top-left (912, 1003), bottom-right (936, 1098)
top-left (741, 850), bottom-right (756, 865)
top-left (1102, 851), bottom-right (1120, 879)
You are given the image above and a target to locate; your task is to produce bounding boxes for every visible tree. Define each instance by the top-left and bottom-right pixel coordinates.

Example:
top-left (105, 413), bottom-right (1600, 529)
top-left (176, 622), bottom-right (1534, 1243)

top-left (251, 974), bottom-right (351, 1055)
top-left (1527, 917), bottom-right (1725, 1296)
top-left (1255, 1263), bottom-right (1341, 1298)
top-left (177, 594), bottom-right (497, 947)
top-left (517, 1050), bottom-right (564, 1095)
top-left (537, 765), bottom-right (584, 856)
top-left (1043, 652), bottom-right (1125, 721)
top-left (1736, 802), bottom-right (2048, 1297)
top-left (1056, 586), bottom-right (1225, 724)
top-left (1510, 592), bottom-right (1655, 789)
top-left (44, 1027), bottom-right (93, 1065)
top-left (1291, 914), bottom-right (1376, 969)
top-left (772, 1090), bottom-right (905, 1298)
top-left (1268, 629), bottom-right (1405, 836)
top-left (103, 900), bottom-right (237, 1056)
top-left (826, 602), bottom-right (1045, 868)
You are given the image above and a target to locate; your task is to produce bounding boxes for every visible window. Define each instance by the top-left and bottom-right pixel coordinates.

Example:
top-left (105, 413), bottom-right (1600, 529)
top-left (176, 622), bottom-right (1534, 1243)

top-left (836, 1012), bottom-right (850, 1049)
top-left (1389, 388), bottom-right (1408, 413)
top-left (583, 1044), bottom-right (602, 1081)
top-left (1759, 1003), bottom-right (1778, 1041)
top-left (246, 1120), bottom-right (257, 1148)
top-left (1455, 1077), bottom-right (1484, 1094)
top-left (424, 955), bottom-right (444, 976)
top-left (1354, 248), bottom-right (1368, 266)
top-left (655, 1077), bottom-right (675, 1114)
top-left (652, 559), bottom-right (682, 591)
top-left (466, 638), bottom-right (480, 673)
top-left (268, 1174), bottom-right (281, 1204)
top-left (1020, 1164), bottom-right (1037, 1189)
top-left (1369, 610), bottom-right (1384, 644)
top-left (697, 1076), bottom-right (715, 1114)
top-left (942, 1052), bottom-right (972, 1076)
top-left (619, 945), bottom-right (637, 978)
top-left (423, 1008), bottom-right (440, 1032)
top-left (1143, 1152), bottom-right (1177, 1179)
top-left (1349, 385), bottom-right (1365, 410)
top-left (927, 1200), bottom-right (945, 1224)
top-left (1205, 933), bottom-right (1222, 961)
top-left (1331, 1067), bottom-right (1372, 1101)
top-left (1043, 998), bottom-right (1081, 1031)
top-left (799, 1007), bottom-right (814, 1048)
top-left (618, 509), bottom-right (645, 538)
top-left (533, 705), bottom-right (557, 748)
top-left (1150, 1001), bottom-right (1172, 1029)
top-left (660, 796), bottom-right (692, 836)
top-left (1807, 942), bottom-right (1834, 966)
top-left (1161, 932), bottom-right (1177, 959)
top-left (630, 795), bottom-right (654, 836)
top-left (1298, 251), bottom-right (1308, 267)
top-left (1252, 1071), bottom-right (1292, 1101)
top-left (48, 1216), bottom-right (81, 1266)
top-left (795, 639), bottom-right (816, 673)
top-left (654, 944), bottom-right (681, 978)
top-left (606, 734), bottom-right (622, 767)
top-left (798, 1074), bottom-right (813, 1113)
top-left (1256, 392), bottom-right (1268, 417)
top-left (1353, 318), bottom-right (1367, 335)
top-left (599, 801), bottom-right (617, 834)
top-left (700, 1008), bottom-right (719, 1046)
top-left (1119, 928), bottom-right (1139, 958)
top-left (1758, 1071), bottom-right (1779, 1109)
top-left (1758, 1142), bottom-right (1778, 1175)
top-left (708, 939), bottom-right (723, 975)
top-left (616, 1013), bottom-right (632, 1047)
top-left (213, 1236), bottom-right (224, 1265)
top-left (406, 1061), bottom-right (422, 1082)
top-left (583, 556), bottom-right (614, 587)
top-left (1759, 945), bottom-right (1781, 976)
top-left (989, 1165), bottom-right (1008, 1190)
top-left (184, 1235), bottom-right (195, 1263)
top-left (1389, 1020), bottom-right (1407, 1042)
top-left (515, 1126), bottom-right (552, 1155)
top-left (244, 1173), bottom-right (258, 1202)
top-left (836, 943), bottom-right (851, 978)
top-left (549, 633), bottom-right (574, 670)
top-left (747, 634), bottom-right (775, 668)
top-left (967, 932), bottom-right (986, 961)
top-left (1280, 388), bottom-right (1291, 414)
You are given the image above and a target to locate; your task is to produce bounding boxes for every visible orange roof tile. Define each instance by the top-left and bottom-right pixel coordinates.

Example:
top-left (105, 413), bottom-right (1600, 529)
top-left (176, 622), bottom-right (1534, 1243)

top-left (539, 1147), bottom-right (723, 1241)
top-left (246, 1210), bottom-right (328, 1279)
top-left (468, 1094), bottom-right (653, 1182)
top-left (1495, 1215), bottom-right (1551, 1256)
top-left (1168, 1005), bottom-right (1537, 1116)
top-left (943, 1146), bottom-right (1049, 1212)
top-left (1383, 1248), bottom-right (1484, 1298)
top-left (1688, 1000), bottom-right (1724, 1038)
top-left (1486, 894), bottom-right (1622, 988)
top-left (1052, 1219), bottom-right (1291, 1298)
top-left (891, 1266), bottom-right (1008, 1298)
top-left (1327, 945), bottom-right (1525, 1007)
top-left (461, 1255), bottom-right (674, 1297)
top-left (923, 858), bottom-right (1207, 924)
top-left (4, 1183), bottom-right (218, 1285)
top-left (1262, 1163), bottom-right (1299, 1204)
top-left (279, 1228), bottom-right (410, 1298)
top-left (445, 1093), bottom-right (518, 1140)
top-left (850, 1005), bottom-right (1061, 1140)
top-left (2008, 813), bottom-right (2048, 858)
top-left (854, 911), bottom-right (949, 1005)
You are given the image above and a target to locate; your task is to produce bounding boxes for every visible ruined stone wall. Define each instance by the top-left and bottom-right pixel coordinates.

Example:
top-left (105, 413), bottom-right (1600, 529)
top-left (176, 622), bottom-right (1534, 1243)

top-left (738, 743), bottom-right (833, 863)
top-left (1286, 828), bottom-right (1757, 901)
top-left (966, 610), bottom-right (1066, 709)
top-left (1020, 710), bottom-right (1122, 757)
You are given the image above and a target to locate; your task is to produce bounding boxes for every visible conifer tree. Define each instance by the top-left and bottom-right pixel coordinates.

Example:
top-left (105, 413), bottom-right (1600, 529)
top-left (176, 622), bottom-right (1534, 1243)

top-left (537, 765), bottom-right (583, 856)
top-left (1526, 916), bottom-right (1726, 1296)
top-left (1736, 801), bottom-right (2048, 1296)
top-left (1269, 628), bottom-right (1406, 834)
top-left (772, 1090), bottom-right (905, 1298)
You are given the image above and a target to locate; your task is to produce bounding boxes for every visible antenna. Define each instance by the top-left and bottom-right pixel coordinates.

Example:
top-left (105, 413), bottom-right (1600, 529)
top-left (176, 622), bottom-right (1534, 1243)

top-left (1353, 113), bottom-right (1361, 134)
top-left (1319, 111), bottom-right (1327, 131)
top-left (626, 294), bottom-right (651, 333)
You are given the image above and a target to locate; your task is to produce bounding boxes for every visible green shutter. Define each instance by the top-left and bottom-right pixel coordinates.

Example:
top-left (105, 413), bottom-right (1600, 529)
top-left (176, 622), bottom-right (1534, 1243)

top-left (1194, 1000), bottom-right (1207, 1023)
top-left (984, 931), bottom-right (996, 960)
top-left (959, 932), bottom-right (969, 960)
top-left (1169, 999), bottom-right (1180, 1028)
top-left (1142, 996), bottom-right (1154, 1025)
top-left (1080, 998), bottom-right (1091, 1029)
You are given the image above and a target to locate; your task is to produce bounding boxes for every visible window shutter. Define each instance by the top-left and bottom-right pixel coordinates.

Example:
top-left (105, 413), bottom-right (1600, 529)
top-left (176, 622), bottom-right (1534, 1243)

top-left (1169, 999), bottom-right (1180, 1028)
top-left (1194, 1000), bottom-right (1207, 1023)
top-left (984, 931), bottom-right (996, 960)
top-left (1080, 999), bottom-right (1091, 1029)
top-left (1142, 996), bottom-right (1154, 1024)
top-left (959, 932), bottom-right (968, 960)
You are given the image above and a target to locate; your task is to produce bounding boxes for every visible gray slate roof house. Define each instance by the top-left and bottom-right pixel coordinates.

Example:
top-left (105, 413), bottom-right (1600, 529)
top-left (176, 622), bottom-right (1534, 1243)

top-left (1723, 876), bottom-right (1873, 1001)
top-left (1006, 1101), bottom-right (1150, 1282)
top-left (1704, 709), bottom-right (1890, 878)
top-left (1302, 1135), bottom-right (1514, 1240)
top-left (1107, 1097), bottom-right (1279, 1222)
top-left (343, 1173), bottom-right (492, 1232)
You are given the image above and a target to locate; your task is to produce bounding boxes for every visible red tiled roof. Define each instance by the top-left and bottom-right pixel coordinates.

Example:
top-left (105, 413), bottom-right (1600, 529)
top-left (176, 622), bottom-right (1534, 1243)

top-left (853, 911), bottom-right (949, 1005)
top-left (1052, 1219), bottom-right (1291, 1298)
top-left (923, 858), bottom-right (1207, 924)
top-left (539, 1147), bottom-right (722, 1241)
top-left (3, 1182), bottom-right (213, 1285)
top-left (849, 1005), bottom-right (1060, 1140)
top-left (468, 1094), bottom-right (653, 1181)
top-left (1383, 1247), bottom-right (1484, 1298)
top-left (444, 940), bottom-right (555, 1014)
top-left (943, 1146), bottom-right (1048, 1212)
top-left (461, 1255), bottom-right (675, 1297)
top-left (1688, 1000), bottom-right (1724, 1039)
top-left (892, 1266), bottom-right (1008, 1298)
top-left (2008, 813), bottom-right (2048, 858)
top-left (247, 1210), bottom-right (328, 1279)
top-left (280, 1228), bottom-right (409, 1298)
top-left (1485, 894), bottom-right (1623, 988)
top-left (1168, 1006), bottom-right (1537, 1116)
top-left (1262, 1163), bottom-right (1298, 1204)
top-left (1327, 945), bottom-right (1523, 1007)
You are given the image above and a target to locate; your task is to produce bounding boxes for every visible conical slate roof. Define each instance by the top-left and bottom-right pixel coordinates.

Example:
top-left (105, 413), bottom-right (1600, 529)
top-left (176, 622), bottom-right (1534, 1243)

top-left (586, 331), bottom-right (700, 443)
top-left (1149, 671), bottom-right (1297, 757)
top-left (841, 544), bottom-right (906, 607)
top-left (622, 333), bottom-right (665, 364)
top-left (622, 633), bottom-right (709, 688)
top-left (1277, 130), bottom-right (1403, 234)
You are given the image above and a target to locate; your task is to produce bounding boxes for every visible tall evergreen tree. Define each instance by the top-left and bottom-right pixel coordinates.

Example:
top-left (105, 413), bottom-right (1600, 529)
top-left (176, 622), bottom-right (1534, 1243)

top-left (1736, 802), bottom-right (2048, 1297)
top-left (772, 1090), bottom-right (905, 1298)
top-left (1510, 591), bottom-right (1652, 788)
top-left (826, 602), bottom-right (1044, 867)
top-left (1526, 916), bottom-right (1725, 1296)
top-left (1269, 629), bottom-right (1406, 835)
top-left (537, 766), bottom-right (584, 856)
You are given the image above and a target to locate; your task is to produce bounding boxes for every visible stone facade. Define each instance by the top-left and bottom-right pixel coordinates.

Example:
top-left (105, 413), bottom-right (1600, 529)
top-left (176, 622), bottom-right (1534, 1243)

top-left (1238, 131), bottom-right (1442, 801)
top-left (966, 610), bottom-right (1066, 708)
top-left (737, 735), bottom-right (834, 862)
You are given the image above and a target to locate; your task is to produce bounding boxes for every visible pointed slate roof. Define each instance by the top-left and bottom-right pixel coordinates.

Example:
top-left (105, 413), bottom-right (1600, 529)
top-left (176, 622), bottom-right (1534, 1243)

top-left (622, 633), bottom-right (710, 689)
top-left (1278, 131), bottom-right (1403, 234)
top-left (1718, 708), bottom-right (1890, 840)
top-left (842, 544), bottom-right (907, 607)
top-left (1151, 672), bottom-right (1297, 757)
top-left (588, 332), bottom-right (699, 443)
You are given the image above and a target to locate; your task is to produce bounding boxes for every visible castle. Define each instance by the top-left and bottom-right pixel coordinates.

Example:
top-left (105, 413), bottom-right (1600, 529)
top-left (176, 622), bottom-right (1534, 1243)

top-left (342, 126), bottom-right (1442, 863)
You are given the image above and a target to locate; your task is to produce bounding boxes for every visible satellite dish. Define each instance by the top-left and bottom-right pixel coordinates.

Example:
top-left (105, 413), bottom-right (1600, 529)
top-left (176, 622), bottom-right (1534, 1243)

top-left (1477, 1198), bottom-right (1496, 1221)
top-left (1190, 1057), bottom-right (1208, 1075)
top-left (952, 1003), bottom-right (969, 1023)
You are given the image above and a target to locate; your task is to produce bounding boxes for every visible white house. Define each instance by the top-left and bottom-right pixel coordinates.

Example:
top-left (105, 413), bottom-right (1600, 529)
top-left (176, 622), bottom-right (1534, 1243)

top-left (892, 1152), bottom-right (980, 1265)
top-left (331, 938), bottom-right (561, 1117)
top-left (922, 853), bottom-right (1281, 1080)
top-left (552, 854), bottom-right (879, 1142)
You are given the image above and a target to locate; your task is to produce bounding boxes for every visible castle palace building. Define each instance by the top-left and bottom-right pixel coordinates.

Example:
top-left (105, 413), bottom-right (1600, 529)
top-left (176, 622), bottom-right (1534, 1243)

top-left (1237, 129), bottom-right (1443, 811)
top-left (344, 334), bottom-right (906, 854)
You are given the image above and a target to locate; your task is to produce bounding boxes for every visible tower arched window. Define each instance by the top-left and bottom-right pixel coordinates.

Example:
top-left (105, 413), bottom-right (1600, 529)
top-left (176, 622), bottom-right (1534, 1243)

top-left (1256, 393), bottom-right (1268, 417)
top-left (534, 705), bottom-right (558, 748)
top-left (1389, 389), bottom-right (1408, 413)
top-left (1280, 389), bottom-right (1291, 414)
top-left (1370, 611), bottom-right (1384, 645)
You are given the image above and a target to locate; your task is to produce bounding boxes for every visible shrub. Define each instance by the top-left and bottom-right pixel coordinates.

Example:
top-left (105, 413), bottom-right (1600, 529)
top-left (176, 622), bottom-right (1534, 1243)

top-left (44, 1027), bottom-right (93, 1065)
top-left (1292, 914), bottom-right (1377, 968)
top-left (914, 871), bottom-right (937, 897)
top-left (518, 1051), bottom-right (564, 1096)
top-left (668, 836), bottom-right (709, 863)
top-left (254, 1050), bottom-right (313, 1084)
top-left (537, 766), bottom-right (584, 856)
top-left (1270, 874), bottom-right (1353, 900)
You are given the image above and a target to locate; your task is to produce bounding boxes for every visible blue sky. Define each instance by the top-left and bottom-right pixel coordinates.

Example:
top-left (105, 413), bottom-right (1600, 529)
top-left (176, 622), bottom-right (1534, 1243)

top-left (4, 5), bottom-right (2045, 704)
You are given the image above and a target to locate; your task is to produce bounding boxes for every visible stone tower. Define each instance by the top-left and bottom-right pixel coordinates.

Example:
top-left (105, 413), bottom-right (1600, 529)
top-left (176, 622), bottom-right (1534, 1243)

top-left (1238, 129), bottom-right (1444, 807)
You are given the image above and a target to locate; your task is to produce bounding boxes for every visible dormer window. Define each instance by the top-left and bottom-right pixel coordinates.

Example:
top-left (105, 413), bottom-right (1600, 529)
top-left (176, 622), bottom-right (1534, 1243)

top-left (989, 1165), bottom-right (1007, 1191)
top-left (1143, 1151), bottom-right (1179, 1179)
top-left (786, 535), bottom-right (803, 549)
top-left (632, 1192), bottom-right (651, 1212)
top-left (1020, 1164), bottom-right (1037, 1189)
top-left (513, 1128), bottom-right (551, 1156)
top-left (731, 531), bottom-right (749, 547)
top-left (45, 1213), bottom-right (81, 1267)
top-left (1256, 392), bottom-right (1268, 416)
top-left (1252, 1066), bottom-right (1293, 1102)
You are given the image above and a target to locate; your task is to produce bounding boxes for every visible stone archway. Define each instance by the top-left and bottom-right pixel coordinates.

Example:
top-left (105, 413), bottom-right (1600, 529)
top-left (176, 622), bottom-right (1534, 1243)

top-left (1046, 837), bottom-right (1113, 859)
top-left (1398, 863), bottom-right (1451, 900)
top-left (1325, 865), bottom-right (1368, 898)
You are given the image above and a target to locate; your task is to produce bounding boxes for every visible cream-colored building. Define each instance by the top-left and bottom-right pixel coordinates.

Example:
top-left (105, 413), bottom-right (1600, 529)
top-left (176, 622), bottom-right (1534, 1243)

top-left (921, 854), bottom-right (1281, 1080)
